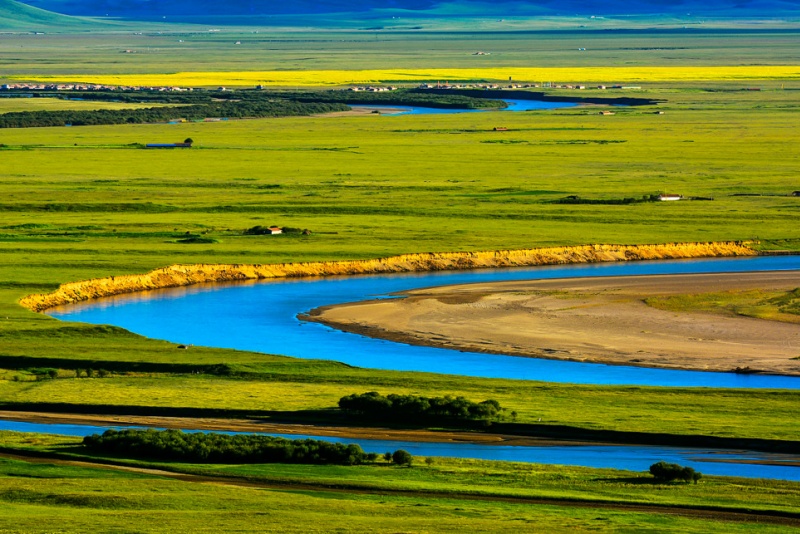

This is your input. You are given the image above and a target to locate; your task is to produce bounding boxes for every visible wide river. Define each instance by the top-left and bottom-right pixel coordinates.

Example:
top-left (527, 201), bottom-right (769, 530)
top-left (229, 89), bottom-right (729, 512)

top-left (50, 255), bottom-right (800, 388)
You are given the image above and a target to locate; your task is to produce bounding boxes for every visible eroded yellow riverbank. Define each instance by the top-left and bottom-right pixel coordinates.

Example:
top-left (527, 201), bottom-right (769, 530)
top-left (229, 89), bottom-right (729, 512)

top-left (19, 241), bottom-right (755, 312)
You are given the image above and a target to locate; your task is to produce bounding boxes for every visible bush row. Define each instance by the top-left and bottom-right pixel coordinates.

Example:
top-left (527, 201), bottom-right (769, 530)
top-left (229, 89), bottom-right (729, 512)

top-left (0, 100), bottom-right (348, 128)
top-left (339, 392), bottom-right (503, 423)
top-left (83, 428), bottom-right (371, 465)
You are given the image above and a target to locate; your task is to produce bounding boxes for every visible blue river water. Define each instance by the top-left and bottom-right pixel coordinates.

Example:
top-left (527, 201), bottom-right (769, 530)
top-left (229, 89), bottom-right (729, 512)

top-left (1, 419), bottom-right (798, 481)
top-left (49, 255), bottom-right (800, 388)
top-left (352, 98), bottom-right (576, 115)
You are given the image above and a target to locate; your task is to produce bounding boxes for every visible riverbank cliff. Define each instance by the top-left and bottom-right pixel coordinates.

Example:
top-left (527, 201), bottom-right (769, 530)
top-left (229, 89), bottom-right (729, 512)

top-left (19, 241), bottom-right (755, 312)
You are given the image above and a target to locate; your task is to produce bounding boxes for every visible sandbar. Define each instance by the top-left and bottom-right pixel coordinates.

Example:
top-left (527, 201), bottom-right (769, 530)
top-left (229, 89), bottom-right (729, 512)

top-left (306, 271), bottom-right (800, 376)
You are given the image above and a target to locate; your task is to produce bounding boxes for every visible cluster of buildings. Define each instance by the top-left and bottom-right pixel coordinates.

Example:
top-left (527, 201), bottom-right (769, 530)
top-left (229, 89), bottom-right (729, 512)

top-left (347, 86), bottom-right (399, 92)
top-left (0, 83), bottom-right (192, 92)
top-left (417, 82), bottom-right (641, 91)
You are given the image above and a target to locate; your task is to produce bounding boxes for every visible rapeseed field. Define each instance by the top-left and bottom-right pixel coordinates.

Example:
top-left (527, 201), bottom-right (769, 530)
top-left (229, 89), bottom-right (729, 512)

top-left (17, 65), bottom-right (800, 87)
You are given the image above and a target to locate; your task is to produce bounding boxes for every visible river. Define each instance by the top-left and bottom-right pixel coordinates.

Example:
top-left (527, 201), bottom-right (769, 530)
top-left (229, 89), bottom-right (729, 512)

top-left (352, 98), bottom-right (577, 115)
top-left (10, 255), bottom-right (799, 480)
top-left (2, 419), bottom-right (798, 481)
top-left (49, 255), bottom-right (800, 388)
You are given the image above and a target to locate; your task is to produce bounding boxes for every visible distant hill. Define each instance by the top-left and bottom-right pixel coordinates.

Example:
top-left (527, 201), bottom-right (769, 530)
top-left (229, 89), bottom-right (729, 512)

top-left (0, 0), bottom-right (115, 30)
top-left (18, 0), bottom-right (800, 18)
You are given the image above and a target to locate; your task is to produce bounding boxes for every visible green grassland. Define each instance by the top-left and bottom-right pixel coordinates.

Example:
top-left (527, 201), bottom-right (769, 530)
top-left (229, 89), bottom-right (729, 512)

top-left (0, 85), bottom-right (798, 444)
top-left (0, 96), bottom-right (180, 113)
top-left (0, 19), bottom-right (799, 531)
top-left (0, 431), bottom-right (798, 533)
top-left (646, 288), bottom-right (800, 323)
top-left (0, 459), bottom-right (789, 534)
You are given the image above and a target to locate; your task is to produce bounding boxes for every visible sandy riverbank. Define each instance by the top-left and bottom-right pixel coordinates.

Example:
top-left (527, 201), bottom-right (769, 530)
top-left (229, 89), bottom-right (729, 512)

top-left (307, 271), bottom-right (800, 376)
top-left (19, 242), bottom-right (754, 312)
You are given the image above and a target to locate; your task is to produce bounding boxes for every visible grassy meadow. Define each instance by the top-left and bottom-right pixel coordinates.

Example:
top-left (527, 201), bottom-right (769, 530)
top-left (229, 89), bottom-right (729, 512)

top-left (0, 431), bottom-right (798, 533)
top-left (645, 288), bottom-right (800, 323)
top-left (0, 97), bottom-right (180, 113)
top-left (0, 83), bottom-right (799, 436)
top-left (0, 457), bottom-right (793, 534)
top-left (0, 21), bottom-right (799, 531)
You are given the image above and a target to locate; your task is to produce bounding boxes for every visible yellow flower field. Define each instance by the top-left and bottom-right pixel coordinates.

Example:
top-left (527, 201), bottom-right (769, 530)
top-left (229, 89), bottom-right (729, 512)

top-left (16, 65), bottom-right (800, 87)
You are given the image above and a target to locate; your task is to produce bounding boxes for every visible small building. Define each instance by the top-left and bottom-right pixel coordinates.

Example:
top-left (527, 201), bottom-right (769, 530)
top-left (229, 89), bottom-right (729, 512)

top-left (599, 110), bottom-right (615, 115)
top-left (493, 127), bottom-right (508, 131)
top-left (265, 226), bottom-right (282, 234)
top-left (658, 194), bottom-right (683, 201)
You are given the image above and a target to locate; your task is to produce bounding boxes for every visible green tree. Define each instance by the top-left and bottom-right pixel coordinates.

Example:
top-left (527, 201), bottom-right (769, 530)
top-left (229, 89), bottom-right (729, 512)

top-left (392, 449), bottom-right (413, 466)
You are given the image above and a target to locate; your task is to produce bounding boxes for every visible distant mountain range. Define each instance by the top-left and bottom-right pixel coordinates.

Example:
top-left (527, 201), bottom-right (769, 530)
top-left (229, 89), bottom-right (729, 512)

top-left (16, 0), bottom-right (800, 18)
top-left (0, 0), bottom-right (117, 30)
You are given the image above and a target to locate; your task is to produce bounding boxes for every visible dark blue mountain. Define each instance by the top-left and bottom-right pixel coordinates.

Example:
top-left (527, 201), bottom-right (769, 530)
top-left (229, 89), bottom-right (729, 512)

top-left (18, 0), bottom-right (800, 18)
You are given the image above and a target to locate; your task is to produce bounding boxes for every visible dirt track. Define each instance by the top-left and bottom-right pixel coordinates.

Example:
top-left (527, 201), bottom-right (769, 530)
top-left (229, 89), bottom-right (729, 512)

top-left (308, 271), bottom-right (800, 375)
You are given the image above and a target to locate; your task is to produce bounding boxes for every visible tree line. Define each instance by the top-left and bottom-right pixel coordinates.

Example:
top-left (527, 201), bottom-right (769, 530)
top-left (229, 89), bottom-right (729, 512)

top-left (83, 428), bottom-right (373, 465)
top-left (280, 89), bottom-right (507, 109)
top-left (9, 87), bottom-right (507, 109)
top-left (338, 392), bottom-right (503, 424)
top-left (0, 100), bottom-right (348, 129)
top-left (0, 87), bottom-right (506, 128)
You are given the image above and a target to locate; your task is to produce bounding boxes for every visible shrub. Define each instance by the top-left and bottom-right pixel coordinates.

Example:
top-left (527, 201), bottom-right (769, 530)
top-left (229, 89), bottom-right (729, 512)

top-left (26, 367), bottom-right (58, 379)
top-left (338, 392), bottom-right (503, 424)
top-left (392, 449), bottom-right (413, 466)
top-left (649, 461), bottom-right (702, 484)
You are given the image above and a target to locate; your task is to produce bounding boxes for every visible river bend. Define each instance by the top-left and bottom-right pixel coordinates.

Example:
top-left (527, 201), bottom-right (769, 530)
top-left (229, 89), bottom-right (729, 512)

top-left (49, 256), bottom-right (800, 388)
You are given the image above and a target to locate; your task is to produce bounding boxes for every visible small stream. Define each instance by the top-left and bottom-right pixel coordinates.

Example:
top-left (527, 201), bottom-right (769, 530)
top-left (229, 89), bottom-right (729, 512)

top-left (1, 420), bottom-right (798, 481)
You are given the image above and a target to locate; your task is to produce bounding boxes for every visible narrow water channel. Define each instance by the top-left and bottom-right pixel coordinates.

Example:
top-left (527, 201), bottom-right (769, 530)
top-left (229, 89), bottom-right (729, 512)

top-left (351, 98), bottom-right (576, 115)
top-left (2, 420), bottom-right (798, 481)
